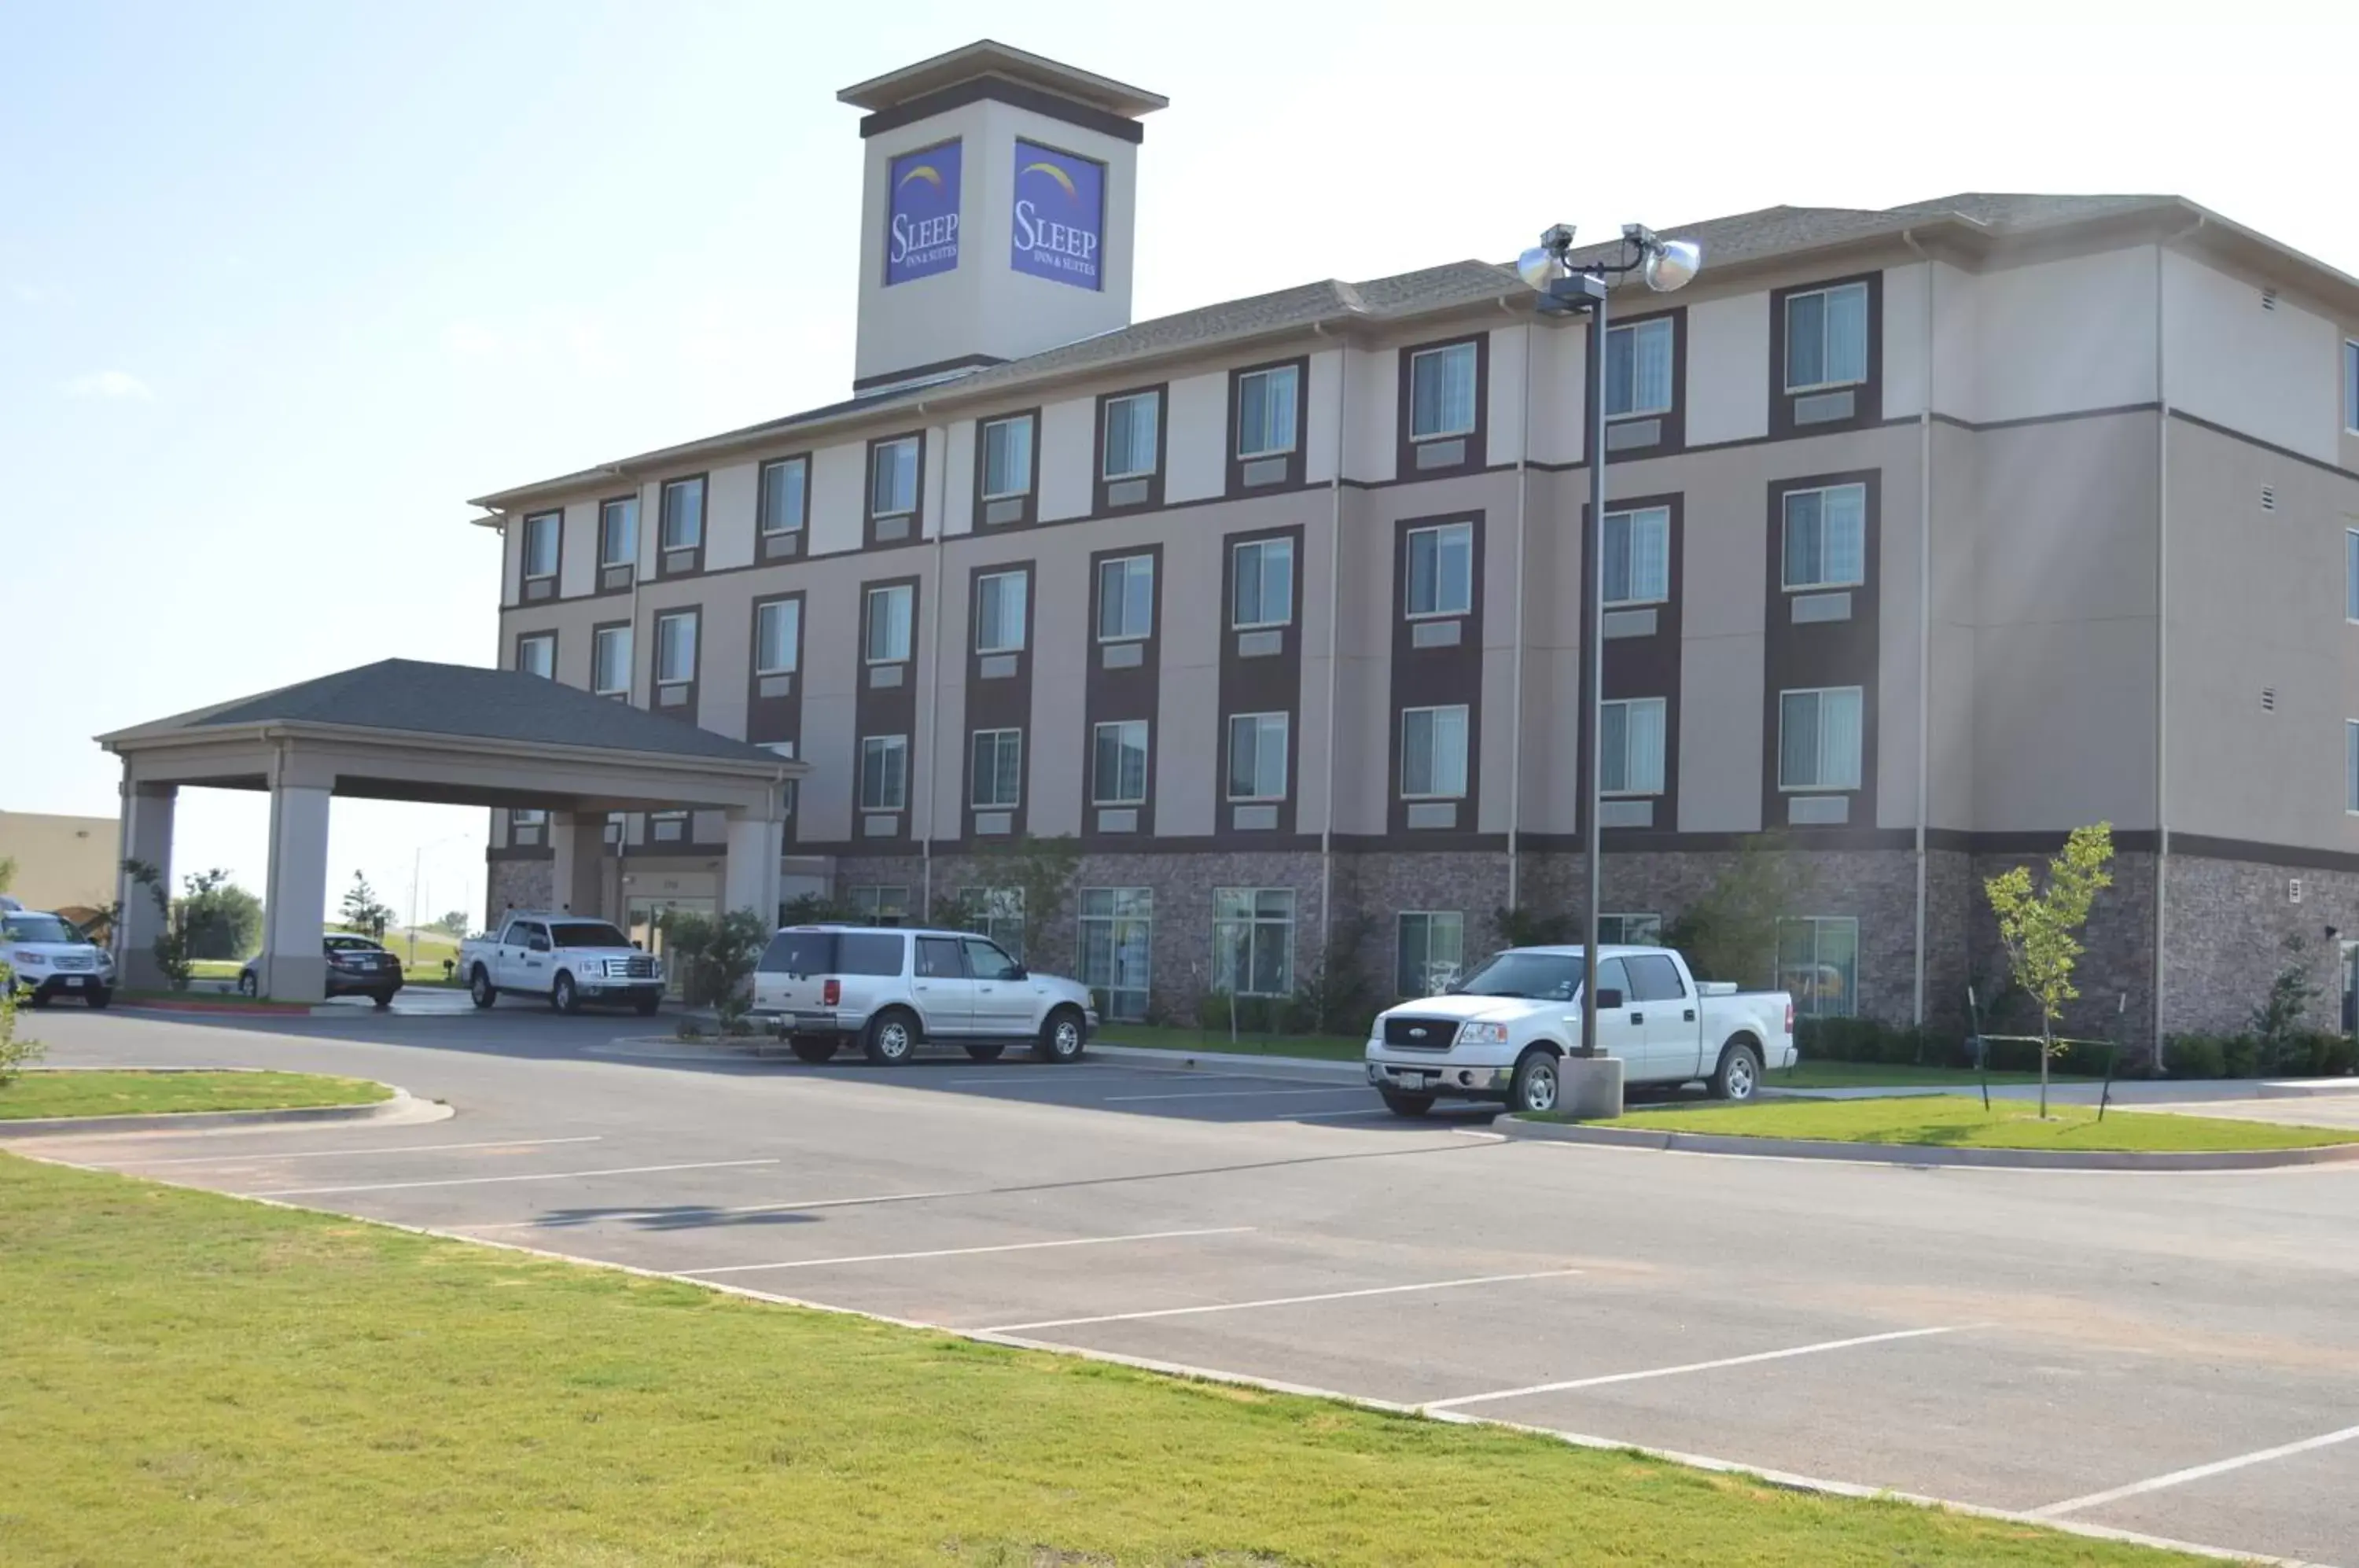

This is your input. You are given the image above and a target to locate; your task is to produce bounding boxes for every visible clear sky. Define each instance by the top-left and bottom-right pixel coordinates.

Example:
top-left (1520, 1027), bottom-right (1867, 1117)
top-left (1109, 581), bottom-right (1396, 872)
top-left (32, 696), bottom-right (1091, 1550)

top-left (8, 2), bottom-right (2354, 931)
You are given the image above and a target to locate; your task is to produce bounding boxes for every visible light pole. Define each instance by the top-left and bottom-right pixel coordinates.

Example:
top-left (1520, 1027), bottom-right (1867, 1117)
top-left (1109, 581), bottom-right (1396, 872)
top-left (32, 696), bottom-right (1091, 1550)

top-left (1515, 223), bottom-right (1701, 1069)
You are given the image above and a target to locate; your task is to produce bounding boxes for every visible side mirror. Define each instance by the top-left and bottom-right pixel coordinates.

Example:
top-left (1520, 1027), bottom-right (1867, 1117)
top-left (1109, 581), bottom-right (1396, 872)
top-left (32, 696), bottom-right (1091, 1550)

top-left (632, 940), bottom-right (645, 951)
top-left (1010, 966), bottom-right (1029, 981)
top-left (1595, 988), bottom-right (1625, 1011)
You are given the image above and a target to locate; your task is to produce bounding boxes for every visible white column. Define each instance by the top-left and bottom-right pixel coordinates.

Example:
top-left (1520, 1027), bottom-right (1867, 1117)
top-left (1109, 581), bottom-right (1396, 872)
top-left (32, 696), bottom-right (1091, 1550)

top-left (263, 783), bottom-right (333, 1002)
top-left (550, 812), bottom-right (605, 918)
top-left (722, 808), bottom-right (783, 925)
top-left (116, 777), bottom-right (177, 990)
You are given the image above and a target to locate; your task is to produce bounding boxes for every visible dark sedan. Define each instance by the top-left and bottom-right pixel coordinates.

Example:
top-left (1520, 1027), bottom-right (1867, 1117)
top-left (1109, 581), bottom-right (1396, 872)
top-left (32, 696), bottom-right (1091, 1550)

top-left (238, 936), bottom-right (404, 1007)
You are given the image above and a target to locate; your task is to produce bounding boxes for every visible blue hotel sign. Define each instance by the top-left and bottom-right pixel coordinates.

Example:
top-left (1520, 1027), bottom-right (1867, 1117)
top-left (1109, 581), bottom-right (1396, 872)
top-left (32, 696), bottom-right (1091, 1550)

top-left (885, 141), bottom-right (962, 286)
top-left (1010, 140), bottom-right (1104, 291)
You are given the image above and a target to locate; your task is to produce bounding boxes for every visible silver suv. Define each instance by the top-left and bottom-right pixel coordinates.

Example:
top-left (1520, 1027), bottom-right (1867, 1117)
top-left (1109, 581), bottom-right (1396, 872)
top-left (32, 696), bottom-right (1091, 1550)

top-left (752, 925), bottom-right (1098, 1066)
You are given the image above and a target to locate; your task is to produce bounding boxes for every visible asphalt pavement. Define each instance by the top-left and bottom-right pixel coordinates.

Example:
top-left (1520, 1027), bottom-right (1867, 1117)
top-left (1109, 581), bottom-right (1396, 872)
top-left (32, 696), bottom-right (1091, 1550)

top-left (18, 1005), bottom-right (2359, 1566)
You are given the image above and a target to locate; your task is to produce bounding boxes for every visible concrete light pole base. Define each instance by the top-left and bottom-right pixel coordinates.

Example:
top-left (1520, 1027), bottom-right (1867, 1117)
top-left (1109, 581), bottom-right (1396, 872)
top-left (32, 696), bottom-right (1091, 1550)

top-left (1559, 1055), bottom-right (1625, 1121)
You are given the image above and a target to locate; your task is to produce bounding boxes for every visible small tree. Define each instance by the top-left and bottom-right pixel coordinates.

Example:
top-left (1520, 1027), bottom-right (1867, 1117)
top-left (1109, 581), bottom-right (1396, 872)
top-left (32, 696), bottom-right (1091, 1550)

top-left (0, 855), bottom-right (16, 894)
top-left (944, 834), bottom-right (1082, 967)
top-left (657, 907), bottom-right (770, 1032)
top-left (434, 910), bottom-right (473, 940)
top-left (339, 872), bottom-right (394, 940)
top-left (121, 859), bottom-right (192, 991)
top-left (2250, 932), bottom-right (2323, 1075)
top-left (1661, 834), bottom-right (1814, 986)
top-left (1983, 822), bottom-right (2115, 1118)
top-left (178, 868), bottom-right (263, 960)
top-left (1, 957), bottom-right (43, 1088)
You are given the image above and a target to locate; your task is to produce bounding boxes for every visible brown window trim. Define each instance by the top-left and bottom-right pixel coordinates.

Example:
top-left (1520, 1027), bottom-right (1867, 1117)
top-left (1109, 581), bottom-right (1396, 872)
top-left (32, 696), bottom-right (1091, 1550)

top-left (588, 617), bottom-right (633, 703)
top-left (1396, 333), bottom-right (1489, 480)
top-left (650, 605), bottom-right (703, 721)
top-left (967, 557), bottom-right (1036, 845)
top-left (1592, 304), bottom-right (1688, 458)
top-left (1583, 491), bottom-right (1684, 840)
top-left (518, 508), bottom-right (564, 604)
top-left (594, 493), bottom-right (640, 595)
top-left (1217, 522), bottom-right (1306, 838)
top-left (969, 559), bottom-right (1035, 664)
top-left (654, 473), bottom-right (709, 580)
top-left (756, 454), bottom-right (812, 564)
top-left (747, 591), bottom-right (804, 749)
top-left (511, 627), bottom-right (558, 680)
top-left (1767, 272), bottom-right (1882, 440)
top-left (856, 572), bottom-right (922, 845)
top-left (1226, 355), bottom-right (1311, 497)
top-left (865, 430), bottom-right (929, 550)
top-left (1084, 540), bottom-right (1161, 841)
top-left (1760, 469), bottom-right (1881, 834)
top-left (973, 407), bottom-right (1043, 531)
top-left (1091, 382), bottom-right (1168, 515)
top-left (1389, 511), bottom-right (1484, 837)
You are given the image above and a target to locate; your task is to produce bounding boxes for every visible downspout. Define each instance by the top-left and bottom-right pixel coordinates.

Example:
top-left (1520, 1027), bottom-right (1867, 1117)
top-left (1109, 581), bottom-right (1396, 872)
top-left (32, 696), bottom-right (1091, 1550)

top-left (1503, 299), bottom-right (1533, 911)
top-left (2154, 213), bottom-right (2204, 1055)
top-left (1902, 230), bottom-right (1934, 1025)
top-left (1314, 322), bottom-right (1347, 962)
top-left (920, 402), bottom-right (944, 917)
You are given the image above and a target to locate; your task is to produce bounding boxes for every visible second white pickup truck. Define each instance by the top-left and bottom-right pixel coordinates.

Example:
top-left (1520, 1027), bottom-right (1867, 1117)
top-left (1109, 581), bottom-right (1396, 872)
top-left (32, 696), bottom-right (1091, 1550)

top-left (1364, 944), bottom-right (1794, 1116)
top-left (462, 911), bottom-right (664, 1015)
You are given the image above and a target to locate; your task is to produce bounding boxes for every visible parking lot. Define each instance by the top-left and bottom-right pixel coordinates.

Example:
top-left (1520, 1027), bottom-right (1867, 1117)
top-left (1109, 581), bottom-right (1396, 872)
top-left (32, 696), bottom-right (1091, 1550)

top-left (22, 1007), bottom-right (2359, 1565)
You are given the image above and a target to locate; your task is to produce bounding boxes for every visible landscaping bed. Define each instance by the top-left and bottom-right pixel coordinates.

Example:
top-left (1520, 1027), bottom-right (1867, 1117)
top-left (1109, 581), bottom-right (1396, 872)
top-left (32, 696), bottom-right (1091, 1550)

top-left (1563, 1095), bottom-right (2356, 1153)
top-left (0, 1070), bottom-right (392, 1121)
top-left (0, 1154), bottom-right (2204, 1566)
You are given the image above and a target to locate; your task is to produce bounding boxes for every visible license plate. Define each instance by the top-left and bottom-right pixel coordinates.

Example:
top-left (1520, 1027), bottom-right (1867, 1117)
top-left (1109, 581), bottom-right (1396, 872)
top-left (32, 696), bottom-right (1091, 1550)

top-left (62, 976), bottom-right (83, 988)
top-left (1393, 1071), bottom-right (1427, 1089)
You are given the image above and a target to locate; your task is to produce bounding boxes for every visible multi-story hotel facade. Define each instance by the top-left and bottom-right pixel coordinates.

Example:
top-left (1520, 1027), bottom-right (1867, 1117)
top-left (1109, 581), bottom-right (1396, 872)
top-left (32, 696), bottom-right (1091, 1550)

top-left (473, 42), bottom-right (2359, 1050)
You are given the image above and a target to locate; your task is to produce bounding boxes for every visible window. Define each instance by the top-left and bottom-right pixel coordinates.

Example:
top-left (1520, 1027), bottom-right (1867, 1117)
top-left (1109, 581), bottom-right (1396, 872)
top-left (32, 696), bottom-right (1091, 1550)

top-left (2347, 529), bottom-right (2359, 623)
top-left (1406, 521), bottom-right (1474, 618)
top-left (510, 808), bottom-right (547, 847)
top-left (871, 436), bottom-right (919, 517)
top-left (654, 610), bottom-right (697, 685)
top-left (970, 728), bottom-right (1023, 809)
top-left (866, 583), bottom-right (914, 664)
top-left (754, 599), bottom-right (800, 676)
top-left (1785, 282), bottom-right (1869, 391)
top-left (1626, 954), bottom-right (1687, 1002)
top-left (1602, 506), bottom-right (1670, 606)
top-left (974, 570), bottom-right (1028, 654)
top-left (660, 477), bottom-right (705, 552)
top-left (1781, 484), bottom-right (1867, 591)
top-left (1236, 364), bottom-right (1299, 458)
top-left (592, 626), bottom-right (631, 696)
top-left (759, 458), bottom-right (807, 537)
top-left (1400, 705), bottom-right (1469, 799)
top-left (953, 889), bottom-right (1025, 960)
top-left (1778, 915), bottom-right (1859, 1018)
top-left (1397, 911), bottom-right (1465, 996)
top-left (916, 934), bottom-right (964, 978)
top-left (1779, 687), bottom-right (1864, 791)
top-left (1231, 536), bottom-right (1294, 628)
top-left (598, 497), bottom-right (637, 568)
top-left (960, 935), bottom-right (1024, 983)
top-left (1092, 720), bottom-right (1149, 805)
top-left (1213, 889), bottom-right (1295, 996)
top-left (515, 632), bottom-right (554, 679)
top-left (521, 511), bottom-right (560, 580)
top-left (1098, 554), bottom-right (1154, 641)
top-left (1227, 712), bottom-right (1289, 801)
top-left (981, 415), bottom-right (1034, 500)
top-left (1605, 318), bottom-right (1675, 418)
top-left (1102, 391), bottom-right (1159, 480)
top-left (2348, 721), bottom-right (2359, 813)
top-left (848, 885), bottom-right (910, 927)
top-left (1599, 912), bottom-right (1662, 945)
top-left (2345, 340), bottom-right (2358, 435)
top-left (1408, 342), bottom-right (1478, 440)
top-left (859, 735), bottom-right (909, 812)
top-left (1600, 697), bottom-right (1667, 796)
top-left (1077, 888), bottom-right (1152, 1021)
top-left (647, 809), bottom-right (688, 843)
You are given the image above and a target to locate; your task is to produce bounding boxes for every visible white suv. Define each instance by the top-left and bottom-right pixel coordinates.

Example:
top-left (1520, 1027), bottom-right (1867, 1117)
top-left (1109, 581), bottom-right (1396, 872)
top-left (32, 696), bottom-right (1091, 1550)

top-left (3, 907), bottom-right (116, 1009)
top-left (752, 925), bottom-right (1098, 1065)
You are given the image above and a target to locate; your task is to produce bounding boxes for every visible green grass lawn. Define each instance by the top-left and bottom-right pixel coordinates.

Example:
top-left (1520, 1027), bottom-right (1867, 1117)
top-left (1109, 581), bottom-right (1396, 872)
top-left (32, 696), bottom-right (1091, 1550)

top-left (1593, 1094), bottom-right (2356, 1152)
top-left (1095, 1022), bottom-right (1368, 1061)
top-left (0, 1155), bottom-right (2199, 1566)
top-left (0, 1071), bottom-right (392, 1121)
top-left (186, 929), bottom-right (466, 988)
top-left (1769, 1061), bottom-right (2092, 1090)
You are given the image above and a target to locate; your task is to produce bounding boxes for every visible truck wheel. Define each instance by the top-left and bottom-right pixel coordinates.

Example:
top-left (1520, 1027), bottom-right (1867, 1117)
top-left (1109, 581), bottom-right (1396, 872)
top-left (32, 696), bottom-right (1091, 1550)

top-left (964, 1043), bottom-right (1006, 1062)
top-left (1032, 1007), bottom-right (1086, 1063)
top-left (550, 972), bottom-right (580, 1015)
top-left (237, 972), bottom-right (258, 997)
top-left (789, 1038), bottom-right (838, 1064)
top-left (371, 991), bottom-right (394, 1011)
top-left (1378, 1088), bottom-right (1434, 1117)
top-left (86, 987), bottom-right (112, 1010)
top-left (1710, 1041), bottom-right (1763, 1102)
top-left (1510, 1049), bottom-right (1562, 1113)
top-left (633, 994), bottom-right (661, 1017)
top-left (469, 967), bottom-right (497, 1010)
top-left (863, 1007), bottom-right (918, 1064)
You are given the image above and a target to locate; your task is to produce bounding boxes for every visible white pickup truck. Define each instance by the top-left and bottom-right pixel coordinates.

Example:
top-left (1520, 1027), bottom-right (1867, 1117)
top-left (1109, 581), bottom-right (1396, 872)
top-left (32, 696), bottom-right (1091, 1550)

top-left (461, 911), bottom-right (664, 1015)
top-left (1364, 944), bottom-right (1794, 1116)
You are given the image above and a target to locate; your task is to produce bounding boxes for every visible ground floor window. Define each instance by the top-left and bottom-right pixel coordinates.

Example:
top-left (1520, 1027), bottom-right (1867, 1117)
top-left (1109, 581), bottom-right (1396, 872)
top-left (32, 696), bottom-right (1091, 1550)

top-left (848, 885), bottom-right (910, 928)
top-left (1078, 887), bottom-right (1152, 1020)
top-left (1396, 911), bottom-right (1464, 996)
top-left (1599, 912), bottom-right (1662, 945)
top-left (953, 886), bottom-right (1025, 959)
top-left (1776, 915), bottom-right (1858, 1017)
top-left (1213, 888), bottom-right (1296, 997)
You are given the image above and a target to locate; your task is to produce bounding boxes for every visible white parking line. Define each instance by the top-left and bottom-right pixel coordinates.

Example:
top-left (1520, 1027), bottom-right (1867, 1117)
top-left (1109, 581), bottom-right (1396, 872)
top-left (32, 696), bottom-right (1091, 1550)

top-left (678, 1226), bottom-right (1255, 1276)
top-left (1100, 1087), bottom-right (1364, 1103)
top-left (2031, 1422), bottom-right (2359, 1518)
top-left (248, 1159), bottom-right (778, 1197)
top-left (123, 1136), bottom-right (603, 1167)
top-left (983, 1268), bottom-right (1584, 1334)
top-left (1422, 1325), bottom-right (1974, 1411)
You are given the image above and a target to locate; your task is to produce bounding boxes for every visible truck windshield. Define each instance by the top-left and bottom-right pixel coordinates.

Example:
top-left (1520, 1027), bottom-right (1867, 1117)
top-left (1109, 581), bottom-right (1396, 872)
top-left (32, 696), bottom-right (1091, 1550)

top-left (2, 914), bottom-right (78, 944)
top-left (1452, 951), bottom-right (1584, 1002)
top-left (548, 922), bottom-right (631, 948)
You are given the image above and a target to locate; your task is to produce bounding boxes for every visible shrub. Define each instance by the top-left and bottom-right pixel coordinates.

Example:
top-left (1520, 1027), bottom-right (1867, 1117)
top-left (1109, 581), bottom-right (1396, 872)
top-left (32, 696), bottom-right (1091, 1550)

top-left (1794, 1016), bottom-right (1969, 1069)
top-left (2162, 1033), bottom-right (2226, 1080)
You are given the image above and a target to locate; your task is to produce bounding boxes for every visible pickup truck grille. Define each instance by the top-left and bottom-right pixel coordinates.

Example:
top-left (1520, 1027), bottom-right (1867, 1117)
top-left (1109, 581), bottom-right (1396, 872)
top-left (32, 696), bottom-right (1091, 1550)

top-left (616, 955), bottom-right (656, 978)
top-left (1382, 1015), bottom-right (1458, 1050)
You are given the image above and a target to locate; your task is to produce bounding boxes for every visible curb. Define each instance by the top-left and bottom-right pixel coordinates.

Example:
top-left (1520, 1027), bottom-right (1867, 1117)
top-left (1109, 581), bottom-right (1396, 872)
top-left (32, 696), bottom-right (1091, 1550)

top-left (114, 999), bottom-right (315, 1018)
top-left (0, 1084), bottom-right (440, 1140)
top-left (1496, 1114), bottom-right (2359, 1171)
top-left (1087, 1043), bottom-right (1366, 1081)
